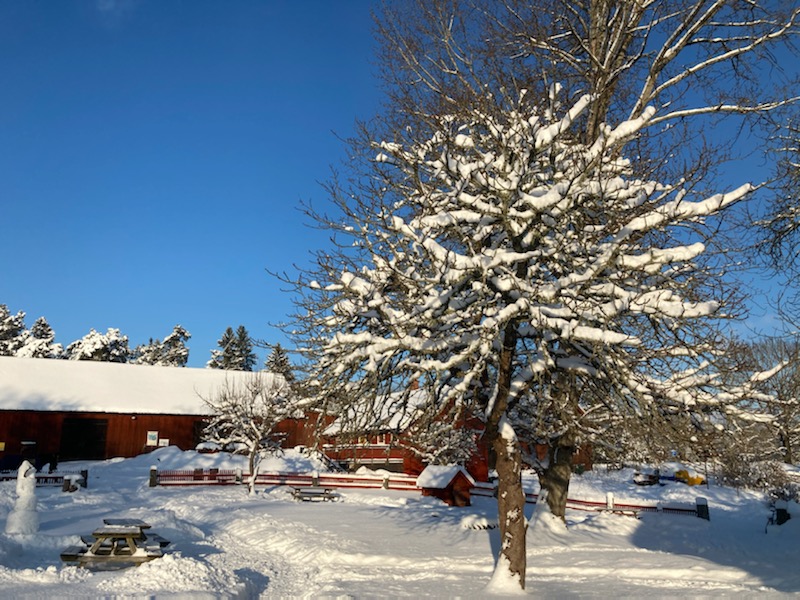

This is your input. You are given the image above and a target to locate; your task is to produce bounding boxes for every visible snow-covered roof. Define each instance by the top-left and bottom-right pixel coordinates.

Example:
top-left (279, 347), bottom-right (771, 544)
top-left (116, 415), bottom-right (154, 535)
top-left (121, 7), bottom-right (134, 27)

top-left (323, 388), bottom-right (429, 436)
top-left (0, 356), bottom-right (275, 416)
top-left (416, 464), bottom-right (475, 489)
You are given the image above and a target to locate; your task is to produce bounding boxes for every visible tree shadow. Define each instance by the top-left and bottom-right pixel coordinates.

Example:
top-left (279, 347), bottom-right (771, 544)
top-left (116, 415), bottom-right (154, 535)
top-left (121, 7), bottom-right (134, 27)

top-left (629, 503), bottom-right (800, 593)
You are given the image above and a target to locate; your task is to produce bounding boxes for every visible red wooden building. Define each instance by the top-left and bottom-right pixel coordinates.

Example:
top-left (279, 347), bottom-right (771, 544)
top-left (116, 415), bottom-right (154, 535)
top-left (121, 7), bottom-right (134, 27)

top-left (0, 357), bottom-right (260, 469)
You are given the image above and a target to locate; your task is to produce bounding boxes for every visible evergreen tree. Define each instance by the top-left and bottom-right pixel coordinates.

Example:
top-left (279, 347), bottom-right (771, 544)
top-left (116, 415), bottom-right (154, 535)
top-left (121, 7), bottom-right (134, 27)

top-left (235, 326), bottom-right (257, 372)
top-left (207, 326), bottom-right (255, 371)
top-left (64, 328), bottom-right (130, 363)
top-left (16, 317), bottom-right (62, 359)
top-left (0, 304), bottom-right (26, 357)
top-left (264, 343), bottom-right (295, 383)
top-left (131, 338), bottom-right (163, 365)
top-left (132, 325), bottom-right (191, 367)
top-left (161, 325), bottom-right (191, 367)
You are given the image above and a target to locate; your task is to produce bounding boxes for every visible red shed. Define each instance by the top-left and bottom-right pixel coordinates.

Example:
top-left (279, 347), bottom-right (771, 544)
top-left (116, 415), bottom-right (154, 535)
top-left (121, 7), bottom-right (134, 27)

top-left (416, 465), bottom-right (475, 507)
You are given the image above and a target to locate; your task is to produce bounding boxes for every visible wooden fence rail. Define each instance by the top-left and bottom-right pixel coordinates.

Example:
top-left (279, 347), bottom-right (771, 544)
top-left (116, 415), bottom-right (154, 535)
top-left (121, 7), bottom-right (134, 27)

top-left (150, 468), bottom-right (706, 518)
top-left (0, 469), bottom-right (88, 490)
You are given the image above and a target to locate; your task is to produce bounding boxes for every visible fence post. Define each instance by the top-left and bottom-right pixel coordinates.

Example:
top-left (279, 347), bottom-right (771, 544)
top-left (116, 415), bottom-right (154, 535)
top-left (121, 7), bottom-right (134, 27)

top-left (606, 492), bottom-right (615, 511)
top-left (312, 471), bottom-right (320, 487)
top-left (80, 469), bottom-right (88, 488)
top-left (149, 466), bottom-right (158, 488)
top-left (383, 475), bottom-right (390, 489)
top-left (235, 468), bottom-right (243, 484)
top-left (696, 497), bottom-right (710, 520)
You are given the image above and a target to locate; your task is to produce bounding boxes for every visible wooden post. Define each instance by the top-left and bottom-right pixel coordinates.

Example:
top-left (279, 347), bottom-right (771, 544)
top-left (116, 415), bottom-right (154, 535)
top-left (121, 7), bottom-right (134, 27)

top-left (382, 475), bottom-right (389, 489)
top-left (312, 471), bottom-right (319, 487)
top-left (235, 468), bottom-right (243, 484)
top-left (696, 497), bottom-right (710, 520)
top-left (80, 469), bottom-right (88, 488)
top-left (149, 466), bottom-right (158, 488)
top-left (606, 492), bottom-right (614, 511)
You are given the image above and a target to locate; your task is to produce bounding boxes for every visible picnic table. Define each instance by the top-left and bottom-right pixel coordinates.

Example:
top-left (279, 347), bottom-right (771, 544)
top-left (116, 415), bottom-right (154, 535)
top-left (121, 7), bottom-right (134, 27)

top-left (291, 486), bottom-right (340, 502)
top-left (61, 518), bottom-right (170, 567)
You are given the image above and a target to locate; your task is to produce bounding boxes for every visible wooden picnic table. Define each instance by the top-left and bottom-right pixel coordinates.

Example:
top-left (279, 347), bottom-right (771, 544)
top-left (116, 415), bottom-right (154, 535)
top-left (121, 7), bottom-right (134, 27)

top-left (61, 519), bottom-right (169, 566)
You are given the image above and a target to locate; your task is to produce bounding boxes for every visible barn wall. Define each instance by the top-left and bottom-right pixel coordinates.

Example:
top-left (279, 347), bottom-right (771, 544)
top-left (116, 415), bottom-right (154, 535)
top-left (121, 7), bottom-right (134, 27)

top-left (0, 410), bottom-right (207, 467)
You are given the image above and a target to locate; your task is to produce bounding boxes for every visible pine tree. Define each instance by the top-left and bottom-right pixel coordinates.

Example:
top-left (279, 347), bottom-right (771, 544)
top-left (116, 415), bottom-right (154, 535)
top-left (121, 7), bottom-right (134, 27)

top-left (64, 328), bottom-right (130, 362)
top-left (0, 305), bottom-right (26, 357)
top-left (131, 338), bottom-right (163, 365)
top-left (132, 325), bottom-right (191, 367)
top-left (16, 317), bottom-right (63, 359)
top-left (161, 325), bottom-right (191, 367)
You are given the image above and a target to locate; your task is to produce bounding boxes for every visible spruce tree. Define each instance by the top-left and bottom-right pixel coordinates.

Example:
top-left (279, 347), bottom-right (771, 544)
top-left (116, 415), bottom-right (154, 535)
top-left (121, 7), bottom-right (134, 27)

top-left (264, 343), bottom-right (295, 383)
top-left (234, 326), bottom-right (257, 372)
top-left (0, 304), bottom-right (26, 357)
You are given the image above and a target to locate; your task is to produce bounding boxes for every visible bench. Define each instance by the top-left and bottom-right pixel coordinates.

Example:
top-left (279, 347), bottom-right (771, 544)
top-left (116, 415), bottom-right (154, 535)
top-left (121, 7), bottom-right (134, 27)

top-left (60, 545), bottom-right (89, 563)
top-left (291, 486), bottom-right (339, 502)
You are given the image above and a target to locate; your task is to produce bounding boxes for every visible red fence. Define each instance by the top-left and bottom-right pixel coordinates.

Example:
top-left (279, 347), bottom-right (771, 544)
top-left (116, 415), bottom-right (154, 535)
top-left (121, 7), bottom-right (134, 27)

top-left (150, 468), bottom-right (419, 492)
top-left (151, 468), bottom-right (705, 518)
top-left (472, 481), bottom-right (702, 517)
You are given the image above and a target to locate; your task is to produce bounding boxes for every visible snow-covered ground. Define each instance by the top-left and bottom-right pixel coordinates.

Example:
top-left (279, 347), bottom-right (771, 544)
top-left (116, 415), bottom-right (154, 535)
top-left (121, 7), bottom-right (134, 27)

top-left (0, 447), bottom-right (797, 598)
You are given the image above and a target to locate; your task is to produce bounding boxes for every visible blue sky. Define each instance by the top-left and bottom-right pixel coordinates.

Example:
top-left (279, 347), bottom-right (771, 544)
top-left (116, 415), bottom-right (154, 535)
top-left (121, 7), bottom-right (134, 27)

top-left (1, 0), bottom-right (382, 367)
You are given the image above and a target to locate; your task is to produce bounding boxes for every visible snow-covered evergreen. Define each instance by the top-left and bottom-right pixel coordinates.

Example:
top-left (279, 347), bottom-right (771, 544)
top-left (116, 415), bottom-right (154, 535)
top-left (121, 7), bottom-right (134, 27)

top-left (207, 326), bottom-right (256, 371)
top-left (264, 343), bottom-right (295, 383)
top-left (15, 317), bottom-right (63, 359)
top-left (132, 325), bottom-right (191, 367)
top-left (64, 328), bottom-right (130, 363)
top-left (0, 304), bottom-right (26, 357)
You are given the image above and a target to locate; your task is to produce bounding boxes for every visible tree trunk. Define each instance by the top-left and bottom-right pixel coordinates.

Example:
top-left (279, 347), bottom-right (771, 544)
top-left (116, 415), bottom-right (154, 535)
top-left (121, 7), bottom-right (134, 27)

top-left (248, 448), bottom-right (258, 495)
top-left (539, 434), bottom-right (575, 520)
top-left (490, 423), bottom-right (527, 589)
top-left (485, 322), bottom-right (527, 590)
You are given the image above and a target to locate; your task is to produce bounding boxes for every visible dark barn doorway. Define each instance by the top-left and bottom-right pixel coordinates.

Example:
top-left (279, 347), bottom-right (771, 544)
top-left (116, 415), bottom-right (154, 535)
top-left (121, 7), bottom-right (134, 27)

top-left (59, 418), bottom-right (108, 460)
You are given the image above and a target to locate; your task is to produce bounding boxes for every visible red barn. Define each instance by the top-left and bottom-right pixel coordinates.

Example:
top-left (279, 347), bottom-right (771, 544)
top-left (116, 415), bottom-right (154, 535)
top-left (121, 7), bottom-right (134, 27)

top-left (0, 357), bottom-right (274, 469)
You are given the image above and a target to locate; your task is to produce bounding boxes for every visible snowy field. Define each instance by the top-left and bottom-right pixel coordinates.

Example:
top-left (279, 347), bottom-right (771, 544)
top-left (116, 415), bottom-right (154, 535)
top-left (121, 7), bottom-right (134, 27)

top-left (0, 447), bottom-right (798, 598)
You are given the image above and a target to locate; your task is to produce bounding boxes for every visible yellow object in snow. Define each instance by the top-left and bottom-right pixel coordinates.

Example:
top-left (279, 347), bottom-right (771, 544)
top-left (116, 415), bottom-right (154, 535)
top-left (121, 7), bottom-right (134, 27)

top-left (674, 469), bottom-right (705, 486)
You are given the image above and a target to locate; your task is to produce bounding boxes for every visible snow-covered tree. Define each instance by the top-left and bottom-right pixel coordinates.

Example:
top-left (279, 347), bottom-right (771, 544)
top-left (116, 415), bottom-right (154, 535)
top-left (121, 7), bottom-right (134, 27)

top-left (207, 326), bottom-right (256, 371)
top-left (735, 337), bottom-right (800, 464)
top-left (161, 325), bottom-right (191, 367)
top-left (0, 305), bottom-right (26, 357)
top-left (64, 328), bottom-right (130, 363)
top-left (132, 325), bottom-right (191, 367)
top-left (201, 373), bottom-right (294, 494)
top-left (287, 1), bottom-right (798, 588)
top-left (264, 343), bottom-right (295, 383)
top-left (16, 317), bottom-right (63, 359)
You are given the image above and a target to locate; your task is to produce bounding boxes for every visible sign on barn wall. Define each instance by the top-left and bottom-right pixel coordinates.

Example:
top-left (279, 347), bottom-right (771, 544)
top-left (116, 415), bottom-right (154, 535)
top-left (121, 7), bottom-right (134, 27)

top-left (146, 431), bottom-right (158, 446)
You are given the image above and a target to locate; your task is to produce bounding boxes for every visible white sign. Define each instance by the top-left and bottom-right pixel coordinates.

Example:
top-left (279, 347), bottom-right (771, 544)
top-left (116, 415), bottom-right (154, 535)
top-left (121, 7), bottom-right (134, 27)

top-left (146, 431), bottom-right (158, 447)
top-left (158, 438), bottom-right (169, 447)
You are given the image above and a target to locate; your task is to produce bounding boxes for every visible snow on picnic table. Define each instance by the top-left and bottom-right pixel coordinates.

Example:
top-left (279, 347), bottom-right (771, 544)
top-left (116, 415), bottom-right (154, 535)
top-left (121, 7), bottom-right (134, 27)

top-left (0, 446), bottom-right (797, 598)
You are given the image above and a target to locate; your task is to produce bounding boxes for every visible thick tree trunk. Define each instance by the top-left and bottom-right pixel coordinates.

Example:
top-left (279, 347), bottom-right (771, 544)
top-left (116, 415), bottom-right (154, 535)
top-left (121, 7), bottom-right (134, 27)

top-left (539, 434), bottom-right (575, 520)
top-left (490, 423), bottom-right (527, 589)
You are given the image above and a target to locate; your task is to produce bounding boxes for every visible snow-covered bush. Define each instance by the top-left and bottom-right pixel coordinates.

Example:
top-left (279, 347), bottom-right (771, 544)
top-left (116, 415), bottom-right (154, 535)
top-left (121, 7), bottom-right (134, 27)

top-left (717, 457), bottom-right (797, 500)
